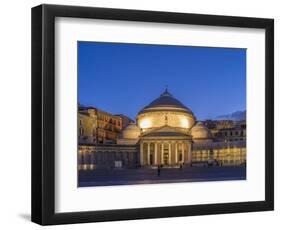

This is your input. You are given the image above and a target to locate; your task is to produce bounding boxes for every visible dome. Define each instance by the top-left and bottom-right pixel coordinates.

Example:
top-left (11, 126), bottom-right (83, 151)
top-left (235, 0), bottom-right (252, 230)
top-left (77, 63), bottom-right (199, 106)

top-left (122, 122), bottom-right (141, 139)
top-left (137, 89), bottom-right (196, 131)
top-left (191, 122), bottom-right (212, 140)
top-left (138, 89), bottom-right (194, 115)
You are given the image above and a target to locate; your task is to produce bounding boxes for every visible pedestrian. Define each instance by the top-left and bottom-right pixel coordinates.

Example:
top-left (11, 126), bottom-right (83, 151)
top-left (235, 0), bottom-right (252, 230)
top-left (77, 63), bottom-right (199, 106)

top-left (157, 165), bottom-right (161, 176)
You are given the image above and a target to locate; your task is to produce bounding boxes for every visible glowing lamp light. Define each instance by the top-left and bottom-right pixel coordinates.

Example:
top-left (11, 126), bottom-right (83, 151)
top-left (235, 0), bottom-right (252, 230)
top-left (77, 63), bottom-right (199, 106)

top-left (180, 117), bottom-right (189, 128)
top-left (139, 119), bottom-right (151, 129)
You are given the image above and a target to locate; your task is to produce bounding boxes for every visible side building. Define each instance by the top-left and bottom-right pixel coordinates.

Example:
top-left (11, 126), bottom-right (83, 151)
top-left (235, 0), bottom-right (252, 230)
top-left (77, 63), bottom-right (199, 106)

top-left (115, 114), bottom-right (134, 129)
top-left (203, 120), bottom-right (246, 142)
top-left (78, 106), bottom-right (123, 144)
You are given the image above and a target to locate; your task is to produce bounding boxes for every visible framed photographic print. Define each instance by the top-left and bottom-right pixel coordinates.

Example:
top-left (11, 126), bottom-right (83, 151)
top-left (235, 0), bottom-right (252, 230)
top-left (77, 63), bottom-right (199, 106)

top-left (31, 4), bottom-right (274, 225)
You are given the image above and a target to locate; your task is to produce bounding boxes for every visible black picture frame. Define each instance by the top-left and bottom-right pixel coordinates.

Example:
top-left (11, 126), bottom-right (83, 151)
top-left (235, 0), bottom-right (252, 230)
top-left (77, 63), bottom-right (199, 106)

top-left (31, 4), bottom-right (274, 225)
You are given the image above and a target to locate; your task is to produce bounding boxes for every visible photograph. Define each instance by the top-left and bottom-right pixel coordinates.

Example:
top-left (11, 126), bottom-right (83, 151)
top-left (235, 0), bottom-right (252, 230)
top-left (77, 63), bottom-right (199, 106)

top-left (30, 4), bottom-right (274, 225)
top-left (77, 41), bottom-right (247, 187)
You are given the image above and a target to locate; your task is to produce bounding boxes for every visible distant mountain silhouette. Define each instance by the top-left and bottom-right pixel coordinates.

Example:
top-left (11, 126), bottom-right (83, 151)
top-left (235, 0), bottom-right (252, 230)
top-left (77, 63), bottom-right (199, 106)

top-left (216, 110), bottom-right (246, 121)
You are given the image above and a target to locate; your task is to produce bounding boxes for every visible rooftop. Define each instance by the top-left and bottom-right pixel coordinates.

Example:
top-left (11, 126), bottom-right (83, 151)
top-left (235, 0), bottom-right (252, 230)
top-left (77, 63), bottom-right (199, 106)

top-left (138, 88), bottom-right (194, 115)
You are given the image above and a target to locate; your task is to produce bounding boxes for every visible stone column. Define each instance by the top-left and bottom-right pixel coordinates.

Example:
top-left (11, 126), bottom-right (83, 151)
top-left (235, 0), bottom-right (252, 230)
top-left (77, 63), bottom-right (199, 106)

top-left (155, 143), bottom-right (157, 165)
top-left (147, 143), bottom-right (150, 165)
top-left (140, 142), bottom-right (143, 166)
top-left (90, 152), bottom-right (94, 170)
top-left (175, 142), bottom-right (178, 164)
top-left (188, 143), bottom-right (192, 163)
top-left (180, 141), bottom-right (185, 163)
top-left (161, 143), bottom-right (164, 164)
top-left (169, 142), bottom-right (171, 165)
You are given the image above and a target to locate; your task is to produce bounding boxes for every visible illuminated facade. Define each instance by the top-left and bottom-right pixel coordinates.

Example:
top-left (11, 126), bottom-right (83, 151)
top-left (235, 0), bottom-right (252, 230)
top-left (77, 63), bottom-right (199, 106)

top-left (203, 120), bottom-right (246, 142)
top-left (78, 106), bottom-right (122, 144)
top-left (135, 89), bottom-right (195, 166)
top-left (192, 141), bottom-right (246, 166)
top-left (78, 89), bottom-right (246, 169)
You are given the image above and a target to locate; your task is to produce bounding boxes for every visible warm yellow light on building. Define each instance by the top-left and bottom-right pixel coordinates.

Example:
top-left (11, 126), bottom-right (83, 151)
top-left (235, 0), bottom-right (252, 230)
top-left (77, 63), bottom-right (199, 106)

top-left (180, 117), bottom-right (189, 128)
top-left (139, 118), bottom-right (151, 129)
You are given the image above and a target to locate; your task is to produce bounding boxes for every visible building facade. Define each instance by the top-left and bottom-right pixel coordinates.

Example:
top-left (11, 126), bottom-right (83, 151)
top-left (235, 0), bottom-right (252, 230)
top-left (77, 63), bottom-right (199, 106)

top-left (78, 106), bottom-right (123, 144)
top-left (78, 89), bottom-right (246, 169)
top-left (192, 141), bottom-right (246, 166)
top-left (78, 144), bottom-right (139, 170)
top-left (204, 120), bottom-right (246, 142)
top-left (115, 114), bottom-right (134, 129)
top-left (78, 108), bottom-right (97, 144)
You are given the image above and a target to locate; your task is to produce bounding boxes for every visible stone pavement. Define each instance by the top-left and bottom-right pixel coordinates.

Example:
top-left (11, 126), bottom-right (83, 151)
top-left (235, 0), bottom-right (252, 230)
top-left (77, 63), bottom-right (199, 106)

top-left (78, 166), bottom-right (246, 187)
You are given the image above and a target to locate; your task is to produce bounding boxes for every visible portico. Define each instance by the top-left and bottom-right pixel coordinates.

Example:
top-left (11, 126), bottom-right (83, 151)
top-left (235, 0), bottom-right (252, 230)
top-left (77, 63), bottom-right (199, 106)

top-left (139, 126), bottom-right (192, 167)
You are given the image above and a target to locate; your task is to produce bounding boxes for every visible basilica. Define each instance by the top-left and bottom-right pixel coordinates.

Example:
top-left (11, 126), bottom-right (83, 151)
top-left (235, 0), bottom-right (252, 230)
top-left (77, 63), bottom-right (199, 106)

top-left (78, 89), bottom-right (246, 169)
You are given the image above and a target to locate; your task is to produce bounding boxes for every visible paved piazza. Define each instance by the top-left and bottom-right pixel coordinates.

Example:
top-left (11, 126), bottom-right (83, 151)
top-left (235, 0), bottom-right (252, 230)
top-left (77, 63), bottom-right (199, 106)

top-left (78, 166), bottom-right (246, 187)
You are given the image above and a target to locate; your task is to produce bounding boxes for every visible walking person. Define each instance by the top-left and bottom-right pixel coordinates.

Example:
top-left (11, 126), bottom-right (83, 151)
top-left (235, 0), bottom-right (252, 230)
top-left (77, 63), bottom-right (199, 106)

top-left (180, 163), bottom-right (183, 170)
top-left (157, 164), bottom-right (161, 176)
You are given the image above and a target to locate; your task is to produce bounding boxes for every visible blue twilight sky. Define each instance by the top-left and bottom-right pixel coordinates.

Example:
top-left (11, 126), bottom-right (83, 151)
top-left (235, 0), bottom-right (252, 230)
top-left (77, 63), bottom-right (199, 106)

top-left (78, 41), bottom-right (246, 121)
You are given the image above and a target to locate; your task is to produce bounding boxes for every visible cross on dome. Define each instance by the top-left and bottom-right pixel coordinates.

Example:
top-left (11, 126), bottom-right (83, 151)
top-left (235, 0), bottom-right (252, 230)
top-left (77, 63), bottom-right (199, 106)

top-left (161, 85), bottom-right (172, 97)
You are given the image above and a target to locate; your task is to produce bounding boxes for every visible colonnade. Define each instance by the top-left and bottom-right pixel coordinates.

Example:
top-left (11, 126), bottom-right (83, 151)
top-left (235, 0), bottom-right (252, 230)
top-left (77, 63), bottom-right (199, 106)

top-left (140, 140), bottom-right (192, 166)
